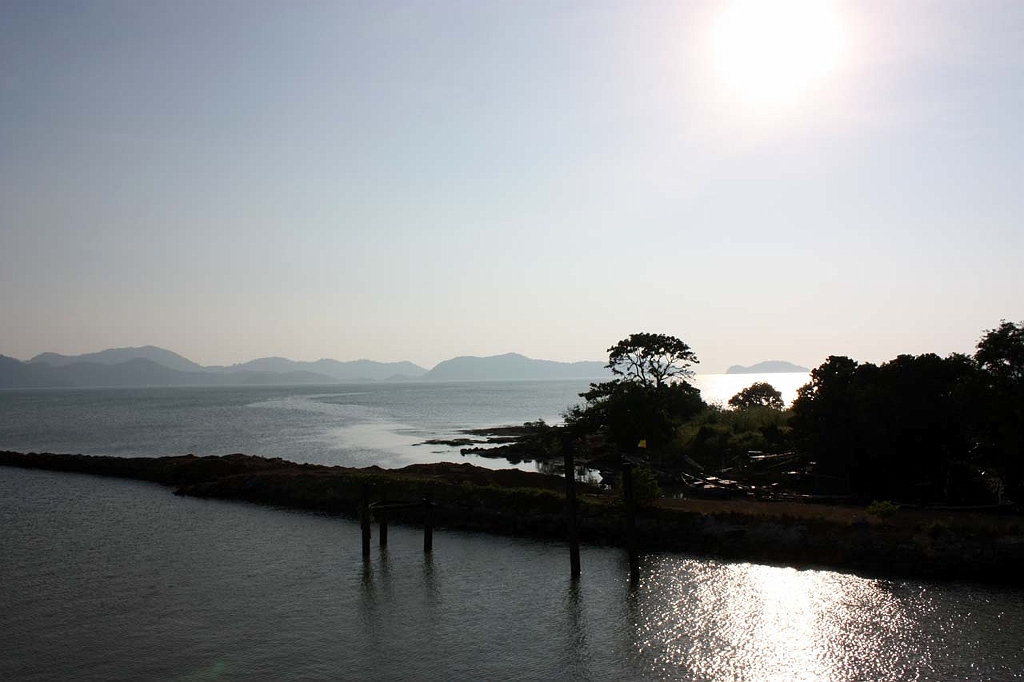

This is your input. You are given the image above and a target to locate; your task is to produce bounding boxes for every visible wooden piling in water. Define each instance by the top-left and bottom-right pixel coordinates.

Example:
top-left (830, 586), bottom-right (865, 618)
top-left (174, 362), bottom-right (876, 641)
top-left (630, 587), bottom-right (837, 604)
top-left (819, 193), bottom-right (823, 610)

top-left (361, 493), bottom-right (435, 556)
top-left (361, 483), bottom-right (371, 559)
top-left (563, 435), bottom-right (581, 579)
top-left (423, 496), bottom-right (433, 552)
top-left (622, 461), bottom-right (640, 585)
top-left (379, 491), bottom-right (388, 548)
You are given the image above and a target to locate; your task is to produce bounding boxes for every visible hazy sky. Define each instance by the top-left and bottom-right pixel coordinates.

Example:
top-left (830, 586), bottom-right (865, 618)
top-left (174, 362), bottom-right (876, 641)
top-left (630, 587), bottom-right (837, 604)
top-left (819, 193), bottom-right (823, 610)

top-left (2, 0), bottom-right (1020, 372)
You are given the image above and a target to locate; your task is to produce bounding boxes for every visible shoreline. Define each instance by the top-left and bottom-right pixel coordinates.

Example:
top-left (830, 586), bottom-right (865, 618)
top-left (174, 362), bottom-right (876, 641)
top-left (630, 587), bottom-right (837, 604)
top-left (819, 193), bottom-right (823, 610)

top-left (3, 450), bottom-right (1022, 586)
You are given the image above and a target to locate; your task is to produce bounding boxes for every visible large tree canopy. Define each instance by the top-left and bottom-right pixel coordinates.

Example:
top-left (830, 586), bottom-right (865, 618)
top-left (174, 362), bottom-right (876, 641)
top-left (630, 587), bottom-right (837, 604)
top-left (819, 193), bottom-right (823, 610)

top-left (728, 382), bottom-right (784, 410)
top-left (567, 378), bottom-right (704, 453)
top-left (973, 320), bottom-right (1024, 502)
top-left (606, 332), bottom-right (698, 388)
top-left (567, 333), bottom-right (704, 455)
top-left (976, 320), bottom-right (1024, 384)
top-left (790, 353), bottom-right (978, 503)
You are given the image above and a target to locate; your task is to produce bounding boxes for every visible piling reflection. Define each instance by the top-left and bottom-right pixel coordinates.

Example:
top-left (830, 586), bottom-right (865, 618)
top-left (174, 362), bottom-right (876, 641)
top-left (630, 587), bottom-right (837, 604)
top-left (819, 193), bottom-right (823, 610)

top-left (420, 552), bottom-right (438, 606)
top-left (357, 560), bottom-right (378, 636)
top-left (562, 579), bottom-right (593, 680)
top-left (376, 548), bottom-right (394, 600)
top-left (628, 556), bottom-right (938, 681)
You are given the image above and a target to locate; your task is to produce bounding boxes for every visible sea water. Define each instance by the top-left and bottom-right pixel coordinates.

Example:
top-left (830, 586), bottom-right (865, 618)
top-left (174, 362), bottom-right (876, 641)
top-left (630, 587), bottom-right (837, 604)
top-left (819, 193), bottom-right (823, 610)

top-left (3, 376), bottom-right (1024, 680)
top-left (2, 467), bottom-right (1022, 681)
top-left (0, 374), bottom-right (809, 470)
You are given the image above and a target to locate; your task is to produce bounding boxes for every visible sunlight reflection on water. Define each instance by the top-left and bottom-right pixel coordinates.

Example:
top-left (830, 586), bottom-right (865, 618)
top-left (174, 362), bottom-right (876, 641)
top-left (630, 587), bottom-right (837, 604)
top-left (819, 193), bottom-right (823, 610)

top-left (244, 389), bottom-right (542, 469)
top-left (630, 557), bottom-right (943, 681)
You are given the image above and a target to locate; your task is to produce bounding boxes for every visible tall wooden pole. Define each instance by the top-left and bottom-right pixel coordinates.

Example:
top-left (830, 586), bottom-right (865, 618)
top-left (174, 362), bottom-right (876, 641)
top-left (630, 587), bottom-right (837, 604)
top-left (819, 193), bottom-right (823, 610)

top-left (379, 491), bottom-right (388, 548)
top-left (423, 496), bottom-right (433, 552)
top-left (622, 460), bottom-right (640, 585)
top-left (360, 483), bottom-right (371, 560)
top-left (563, 434), bottom-right (581, 579)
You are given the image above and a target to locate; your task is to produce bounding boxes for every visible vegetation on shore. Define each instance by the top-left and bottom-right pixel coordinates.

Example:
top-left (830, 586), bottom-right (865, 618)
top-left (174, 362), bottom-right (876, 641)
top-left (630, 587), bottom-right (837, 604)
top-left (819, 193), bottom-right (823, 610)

top-left (475, 322), bottom-right (1023, 511)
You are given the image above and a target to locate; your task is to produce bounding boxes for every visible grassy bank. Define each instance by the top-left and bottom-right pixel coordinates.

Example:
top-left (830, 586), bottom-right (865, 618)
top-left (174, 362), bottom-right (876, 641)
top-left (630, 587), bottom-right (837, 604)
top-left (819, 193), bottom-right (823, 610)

top-left (3, 450), bottom-right (1022, 586)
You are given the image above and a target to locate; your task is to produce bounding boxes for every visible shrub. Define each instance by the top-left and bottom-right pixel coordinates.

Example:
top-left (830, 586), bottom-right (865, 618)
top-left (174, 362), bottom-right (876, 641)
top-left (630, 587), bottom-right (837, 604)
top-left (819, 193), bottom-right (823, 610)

top-left (866, 500), bottom-right (900, 520)
top-left (621, 465), bottom-right (661, 508)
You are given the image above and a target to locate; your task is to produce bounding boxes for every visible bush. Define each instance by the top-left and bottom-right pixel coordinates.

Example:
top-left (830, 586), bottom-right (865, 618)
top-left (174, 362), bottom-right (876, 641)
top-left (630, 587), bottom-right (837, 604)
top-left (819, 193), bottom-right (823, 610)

top-left (621, 465), bottom-right (661, 508)
top-left (673, 405), bottom-right (792, 472)
top-left (866, 500), bottom-right (900, 520)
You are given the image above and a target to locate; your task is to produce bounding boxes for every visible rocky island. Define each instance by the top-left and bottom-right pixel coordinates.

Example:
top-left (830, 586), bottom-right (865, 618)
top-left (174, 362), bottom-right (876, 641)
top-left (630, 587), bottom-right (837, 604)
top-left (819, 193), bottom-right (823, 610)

top-left (726, 360), bottom-right (810, 374)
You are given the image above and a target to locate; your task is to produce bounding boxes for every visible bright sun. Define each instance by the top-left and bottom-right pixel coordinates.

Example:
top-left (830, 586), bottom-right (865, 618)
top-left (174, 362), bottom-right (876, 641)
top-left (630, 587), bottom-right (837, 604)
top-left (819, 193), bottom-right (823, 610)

top-left (710, 0), bottom-right (848, 110)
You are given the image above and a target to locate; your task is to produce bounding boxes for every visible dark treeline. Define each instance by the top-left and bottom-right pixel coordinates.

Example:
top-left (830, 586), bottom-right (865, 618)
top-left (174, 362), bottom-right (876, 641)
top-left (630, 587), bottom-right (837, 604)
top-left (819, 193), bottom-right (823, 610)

top-left (551, 323), bottom-right (1024, 508)
top-left (791, 321), bottom-right (1023, 505)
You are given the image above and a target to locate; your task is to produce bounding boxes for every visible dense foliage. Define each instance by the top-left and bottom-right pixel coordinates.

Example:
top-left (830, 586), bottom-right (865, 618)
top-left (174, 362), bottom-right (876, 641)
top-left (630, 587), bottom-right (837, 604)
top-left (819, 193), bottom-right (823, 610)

top-left (566, 333), bottom-right (704, 455)
top-left (790, 353), bottom-right (977, 502)
top-left (562, 322), bottom-right (1024, 508)
top-left (790, 321), bottom-right (1024, 504)
top-left (605, 333), bottom-right (698, 388)
top-left (728, 382), bottom-right (785, 410)
top-left (973, 321), bottom-right (1024, 502)
top-left (676, 405), bottom-right (792, 472)
top-left (565, 378), bottom-right (705, 454)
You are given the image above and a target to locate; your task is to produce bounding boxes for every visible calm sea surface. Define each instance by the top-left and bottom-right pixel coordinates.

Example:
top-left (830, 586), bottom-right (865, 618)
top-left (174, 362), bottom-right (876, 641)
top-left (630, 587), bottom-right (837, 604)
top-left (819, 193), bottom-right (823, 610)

top-left (7, 375), bottom-right (1022, 680)
top-left (0, 375), bottom-right (808, 470)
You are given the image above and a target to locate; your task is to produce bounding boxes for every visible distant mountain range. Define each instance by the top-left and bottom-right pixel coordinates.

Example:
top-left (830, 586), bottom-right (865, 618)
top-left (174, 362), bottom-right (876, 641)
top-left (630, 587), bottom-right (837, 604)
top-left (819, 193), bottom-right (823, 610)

top-left (1, 345), bottom-right (807, 388)
top-left (0, 346), bottom-right (612, 388)
top-left (423, 353), bottom-right (608, 381)
top-left (206, 356), bottom-right (428, 382)
top-left (28, 346), bottom-right (205, 373)
top-left (726, 360), bottom-right (809, 374)
top-left (1, 355), bottom-right (342, 389)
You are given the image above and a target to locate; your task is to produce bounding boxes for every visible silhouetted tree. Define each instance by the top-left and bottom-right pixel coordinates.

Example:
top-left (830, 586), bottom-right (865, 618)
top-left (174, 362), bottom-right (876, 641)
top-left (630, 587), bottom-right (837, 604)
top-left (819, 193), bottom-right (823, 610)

top-left (728, 382), bottom-right (785, 410)
top-left (973, 320), bottom-right (1024, 502)
top-left (976, 320), bottom-right (1024, 383)
top-left (566, 378), bottom-right (704, 453)
top-left (864, 353), bottom-right (977, 503)
top-left (790, 353), bottom-right (978, 503)
top-left (790, 355), bottom-right (864, 489)
top-left (606, 332), bottom-right (698, 388)
top-left (566, 333), bottom-right (704, 456)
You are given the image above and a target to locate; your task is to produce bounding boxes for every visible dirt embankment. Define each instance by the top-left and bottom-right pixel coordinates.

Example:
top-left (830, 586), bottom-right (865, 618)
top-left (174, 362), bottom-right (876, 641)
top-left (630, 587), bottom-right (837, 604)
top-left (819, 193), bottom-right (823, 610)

top-left (3, 450), bottom-right (1022, 585)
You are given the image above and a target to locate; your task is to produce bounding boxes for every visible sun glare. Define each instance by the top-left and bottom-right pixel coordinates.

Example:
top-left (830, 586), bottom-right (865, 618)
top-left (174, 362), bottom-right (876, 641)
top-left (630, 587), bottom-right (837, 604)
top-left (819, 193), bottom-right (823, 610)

top-left (710, 0), bottom-right (848, 110)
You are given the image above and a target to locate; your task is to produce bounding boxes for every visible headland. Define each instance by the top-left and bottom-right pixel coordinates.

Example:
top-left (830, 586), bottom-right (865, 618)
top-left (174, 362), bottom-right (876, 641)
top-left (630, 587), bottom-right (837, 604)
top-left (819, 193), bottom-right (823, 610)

top-left (2, 450), bottom-right (1022, 586)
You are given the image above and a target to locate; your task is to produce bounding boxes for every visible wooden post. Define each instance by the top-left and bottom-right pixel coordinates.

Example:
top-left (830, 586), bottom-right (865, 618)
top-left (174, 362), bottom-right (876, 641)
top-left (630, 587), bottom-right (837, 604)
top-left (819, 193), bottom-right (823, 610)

top-left (379, 491), bottom-right (388, 549)
top-left (563, 434), bottom-right (581, 579)
top-left (360, 483), bottom-right (371, 560)
top-left (423, 496), bottom-right (433, 552)
top-left (622, 460), bottom-right (640, 585)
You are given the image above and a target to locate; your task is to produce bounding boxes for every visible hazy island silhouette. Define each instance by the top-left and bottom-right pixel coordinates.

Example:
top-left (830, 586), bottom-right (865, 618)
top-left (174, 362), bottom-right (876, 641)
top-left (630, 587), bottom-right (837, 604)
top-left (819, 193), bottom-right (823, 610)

top-left (0, 346), bottom-right (805, 388)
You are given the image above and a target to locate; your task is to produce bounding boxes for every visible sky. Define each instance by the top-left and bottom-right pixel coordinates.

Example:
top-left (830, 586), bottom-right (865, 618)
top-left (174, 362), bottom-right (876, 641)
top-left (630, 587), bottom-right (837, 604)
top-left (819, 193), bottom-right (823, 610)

top-left (1, 0), bottom-right (1021, 372)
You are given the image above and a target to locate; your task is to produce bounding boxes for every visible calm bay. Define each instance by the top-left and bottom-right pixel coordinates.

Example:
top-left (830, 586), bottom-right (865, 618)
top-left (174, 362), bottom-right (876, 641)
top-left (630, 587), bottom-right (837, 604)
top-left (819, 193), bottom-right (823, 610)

top-left (3, 376), bottom-right (1023, 680)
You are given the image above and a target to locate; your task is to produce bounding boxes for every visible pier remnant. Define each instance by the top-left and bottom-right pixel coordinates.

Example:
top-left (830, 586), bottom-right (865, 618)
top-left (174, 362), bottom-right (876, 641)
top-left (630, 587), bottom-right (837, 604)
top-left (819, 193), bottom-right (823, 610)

top-left (424, 495), bottom-right (433, 552)
top-left (622, 458), bottom-right (640, 585)
top-left (379, 491), bottom-right (388, 548)
top-left (361, 484), bottom-right (372, 559)
top-left (563, 433), bottom-right (581, 579)
top-left (363, 493), bottom-right (436, 555)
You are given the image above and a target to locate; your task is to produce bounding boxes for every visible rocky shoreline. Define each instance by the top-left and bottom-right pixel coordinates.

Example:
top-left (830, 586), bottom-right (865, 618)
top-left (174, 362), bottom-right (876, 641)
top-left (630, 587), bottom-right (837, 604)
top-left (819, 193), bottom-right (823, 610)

top-left (3, 450), bottom-right (1022, 586)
